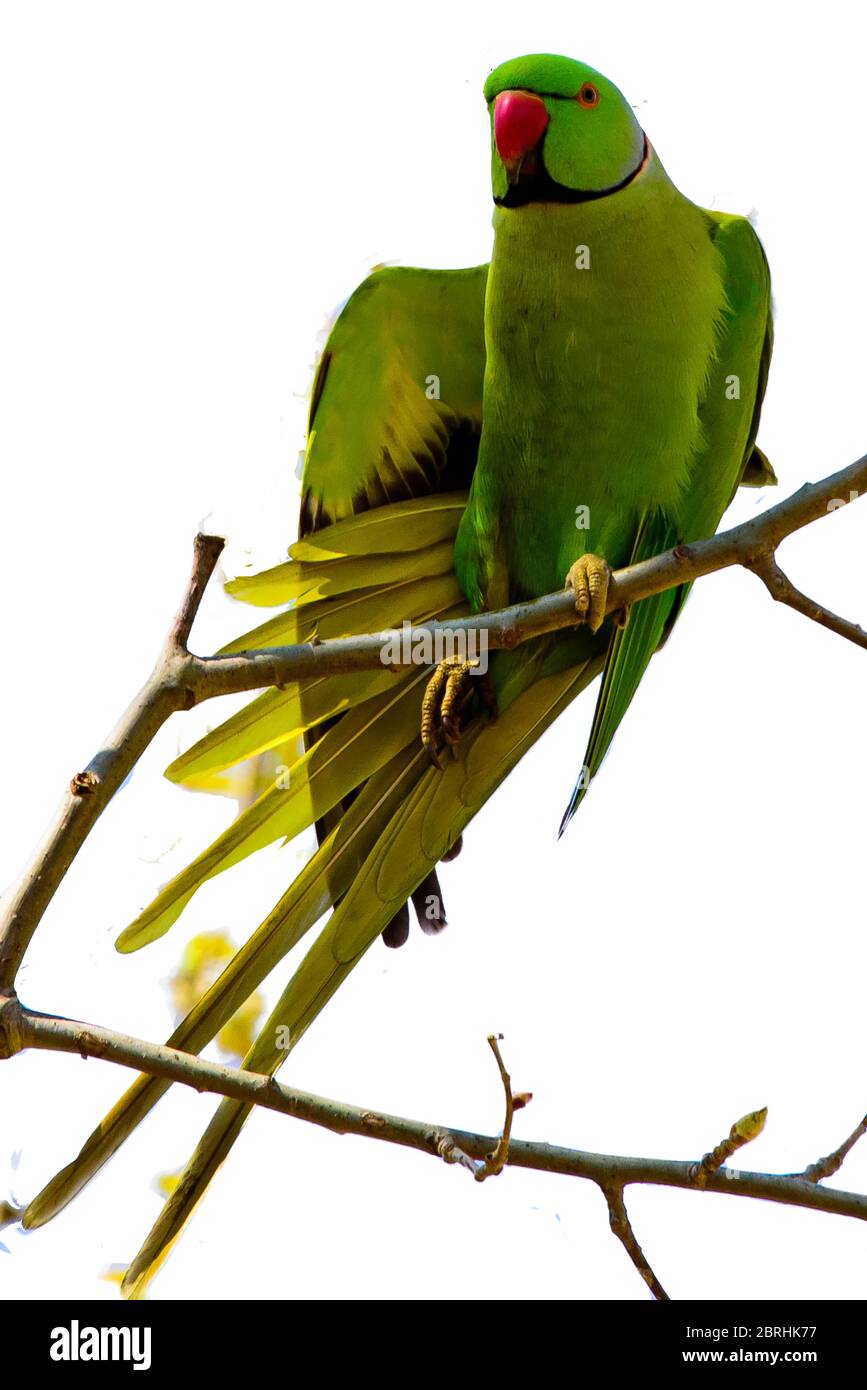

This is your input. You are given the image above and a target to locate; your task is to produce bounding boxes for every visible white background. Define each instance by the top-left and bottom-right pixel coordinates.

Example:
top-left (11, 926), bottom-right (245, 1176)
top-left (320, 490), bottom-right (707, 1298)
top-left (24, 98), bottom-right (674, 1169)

top-left (1, 0), bottom-right (866, 1301)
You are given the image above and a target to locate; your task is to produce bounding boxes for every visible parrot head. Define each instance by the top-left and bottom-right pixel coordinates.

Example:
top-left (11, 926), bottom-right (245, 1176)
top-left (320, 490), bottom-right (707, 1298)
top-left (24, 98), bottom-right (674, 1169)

top-left (485, 54), bottom-right (647, 207)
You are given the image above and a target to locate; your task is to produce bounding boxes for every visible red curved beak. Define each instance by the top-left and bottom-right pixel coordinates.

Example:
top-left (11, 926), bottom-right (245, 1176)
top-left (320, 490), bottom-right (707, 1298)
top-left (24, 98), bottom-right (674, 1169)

top-left (494, 90), bottom-right (549, 182)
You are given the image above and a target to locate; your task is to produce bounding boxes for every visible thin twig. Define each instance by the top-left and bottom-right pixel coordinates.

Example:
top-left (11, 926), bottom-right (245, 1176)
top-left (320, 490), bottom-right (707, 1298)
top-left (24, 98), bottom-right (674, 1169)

top-left (796, 1114), bottom-right (867, 1184)
top-left (747, 553), bottom-right (867, 650)
top-left (168, 533), bottom-right (226, 651)
top-left (7, 1003), bottom-right (867, 1228)
top-left (603, 1184), bottom-right (669, 1301)
top-left (436, 1033), bottom-right (531, 1181)
top-left (481, 1033), bottom-right (520, 1179)
top-left (0, 536), bottom-right (224, 988)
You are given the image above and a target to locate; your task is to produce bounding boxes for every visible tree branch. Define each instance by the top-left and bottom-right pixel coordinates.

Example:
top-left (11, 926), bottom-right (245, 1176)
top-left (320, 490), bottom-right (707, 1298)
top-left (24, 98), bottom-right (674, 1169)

top-left (436, 1032), bottom-right (532, 1180)
top-left (0, 535), bottom-right (225, 988)
top-left (7, 1002), bottom-right (867, 1248)
top-left (184, 453), bottom-right (867, 700)
top-left (747, 553), bottom-right (867, 651)
top-left (794, 1113), bottom-right (867, 1185)
top-left (1, 455), bottom-right (865, 993)
top-left (603, 1184), bottom-right (670, 1301)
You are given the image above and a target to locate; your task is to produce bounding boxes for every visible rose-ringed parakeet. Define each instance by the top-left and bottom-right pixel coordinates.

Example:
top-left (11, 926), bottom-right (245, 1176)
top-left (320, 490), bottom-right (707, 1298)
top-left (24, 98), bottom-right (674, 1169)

top-left (24, 53), bottom-right (773, 1293)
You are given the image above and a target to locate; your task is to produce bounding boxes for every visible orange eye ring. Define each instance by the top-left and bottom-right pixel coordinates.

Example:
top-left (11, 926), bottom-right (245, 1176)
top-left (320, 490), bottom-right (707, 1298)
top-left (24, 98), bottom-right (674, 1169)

top-left (577, 83), bottom-right (599, 108)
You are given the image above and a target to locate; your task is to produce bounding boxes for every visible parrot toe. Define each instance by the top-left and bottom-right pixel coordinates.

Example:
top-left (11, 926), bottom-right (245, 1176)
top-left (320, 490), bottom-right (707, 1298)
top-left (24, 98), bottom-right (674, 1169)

top-left (380, 870), bottom-right (450, 948)
top-left (382, 902), bottom-right (410, 948)
top-left (420, 656), bottom-right (496, 766)
top-left (412, 870), bottom-right (448, 935)
top-left (565, 553), bottom-right (613, 634)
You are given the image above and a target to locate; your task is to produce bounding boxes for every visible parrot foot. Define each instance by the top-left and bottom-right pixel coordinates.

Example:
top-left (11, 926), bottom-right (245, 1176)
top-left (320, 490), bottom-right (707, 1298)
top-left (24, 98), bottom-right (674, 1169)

top-left (421, 657), bottom-right (497, 768)
top-left (565, 554), bottom-right (629, 632)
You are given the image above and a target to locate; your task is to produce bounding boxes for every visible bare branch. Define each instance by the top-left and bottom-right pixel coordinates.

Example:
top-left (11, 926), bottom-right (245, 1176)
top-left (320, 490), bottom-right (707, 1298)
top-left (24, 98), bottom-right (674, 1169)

top-left (166, 533), bottom-right (225, 653)
top-left (796, 1113), bottom-right (867, 1185)
top-left (480, 1032), bottom-right (528, 1179)
top-left (603, 1184), bottom-right (669, 1301)
top-left (182, 454), bottom-right (867, 701)
top-left (747, 553), bottom-right (867, 651)
top-left (9, 1005), bottom-right (867, 1232)
top-left (436, 1033), bottom-right (532, 1181)
top-left (0, 536), bottom-right (223, 988)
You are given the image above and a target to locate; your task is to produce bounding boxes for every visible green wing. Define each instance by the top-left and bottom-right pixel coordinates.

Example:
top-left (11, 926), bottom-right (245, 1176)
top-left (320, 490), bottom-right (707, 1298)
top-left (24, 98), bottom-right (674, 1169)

top-left (560, 212), bottom-right (773, 831)
top-left (23, 265), bottom-right (490, 1233)
top-left (117, 265), bottom-right (490, 946)
top-left (300, 264), bottom-right (488, 531)
top-left (680, 212), bottom-right (774, 533)
top-left (299, 262), bottom-right (487, 908)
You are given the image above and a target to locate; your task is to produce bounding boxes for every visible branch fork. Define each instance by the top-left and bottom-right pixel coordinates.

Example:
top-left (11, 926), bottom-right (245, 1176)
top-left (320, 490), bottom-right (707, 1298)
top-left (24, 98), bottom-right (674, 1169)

top-left (436, 1034), bottom-right (532, 1181)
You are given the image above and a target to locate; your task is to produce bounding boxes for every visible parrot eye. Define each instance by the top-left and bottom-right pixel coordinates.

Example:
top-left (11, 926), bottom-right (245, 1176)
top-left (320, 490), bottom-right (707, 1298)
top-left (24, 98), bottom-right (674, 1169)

top-left (577, 83), bottom-right (599, 108)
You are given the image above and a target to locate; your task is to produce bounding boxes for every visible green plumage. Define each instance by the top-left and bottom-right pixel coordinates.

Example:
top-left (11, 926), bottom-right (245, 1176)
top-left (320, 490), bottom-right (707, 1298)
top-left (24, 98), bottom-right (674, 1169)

top-left (24, 53), bottom-right (774, 1294)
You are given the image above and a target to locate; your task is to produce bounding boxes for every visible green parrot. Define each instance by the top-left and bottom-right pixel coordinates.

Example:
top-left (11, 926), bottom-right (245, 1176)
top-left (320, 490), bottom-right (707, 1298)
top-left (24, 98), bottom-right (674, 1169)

top-left (23, 53), bottom-right (773, 1294)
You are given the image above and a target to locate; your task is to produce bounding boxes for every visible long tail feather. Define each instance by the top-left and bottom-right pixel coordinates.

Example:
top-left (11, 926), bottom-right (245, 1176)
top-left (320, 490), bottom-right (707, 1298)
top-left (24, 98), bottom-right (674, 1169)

top-left (23, 747), bottom-right (425, 1230)
top-left (120, 658), bottom-right (599, 1296)
top-left (217, 571), bottom-right (462, 655)
top-left (117, 673), bottom-right (430, 952)
top-left (225, 538), bottom-right (456, 607)
top-left (288, 491), bottom-right (465, 560)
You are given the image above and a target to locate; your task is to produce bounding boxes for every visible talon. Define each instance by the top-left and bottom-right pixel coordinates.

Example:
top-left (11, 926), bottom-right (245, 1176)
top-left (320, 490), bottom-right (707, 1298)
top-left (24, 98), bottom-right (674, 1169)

top-left (421, 658), bottom-right (493, 767)
top-left (441, 659), bottom-right (477, 749)
top-left (421, 660), bottom-right (452, 767)
top-left (565, 554), bottom-right (612, 634)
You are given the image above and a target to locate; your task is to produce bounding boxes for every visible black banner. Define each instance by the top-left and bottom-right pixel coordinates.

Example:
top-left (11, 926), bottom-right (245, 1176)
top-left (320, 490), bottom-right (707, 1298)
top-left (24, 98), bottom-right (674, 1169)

top-left (4, 1299), bottom-right (862, 1373)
